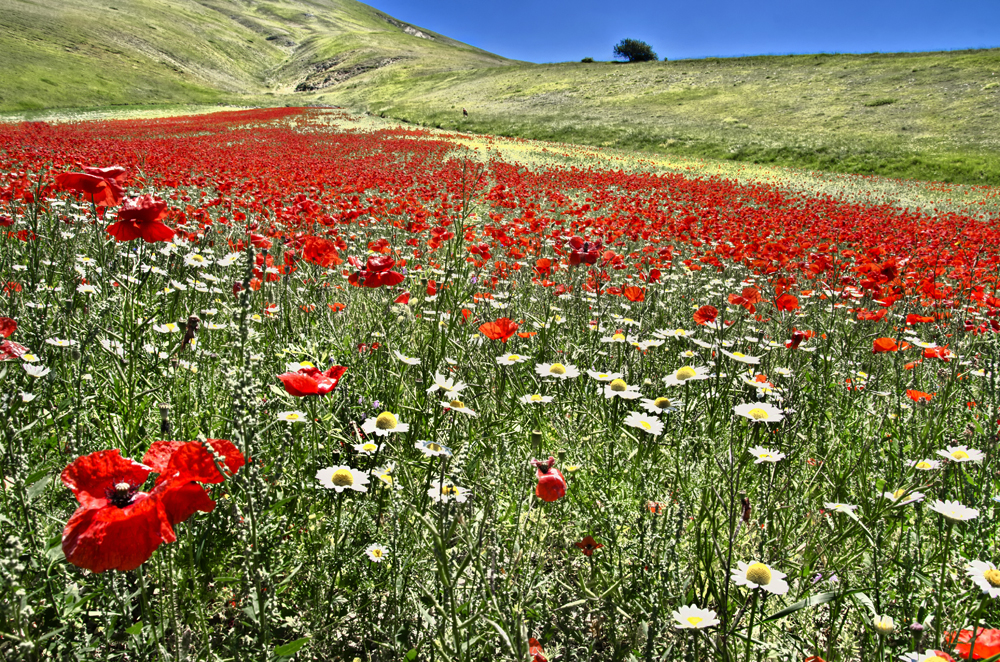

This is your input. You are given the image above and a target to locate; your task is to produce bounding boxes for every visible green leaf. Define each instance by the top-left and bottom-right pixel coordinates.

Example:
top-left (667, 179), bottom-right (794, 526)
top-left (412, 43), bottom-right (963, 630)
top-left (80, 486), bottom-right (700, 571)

top-left (125, 622), bottom-right (143, 636)
top-left (763, 591), bottom-right (842, 622)
top-left (27, 474), bottom-right (52, 501)
top-left (404, 649), bottom-right (418, 661)
top-left (274, 637), bottom-right (309, 657)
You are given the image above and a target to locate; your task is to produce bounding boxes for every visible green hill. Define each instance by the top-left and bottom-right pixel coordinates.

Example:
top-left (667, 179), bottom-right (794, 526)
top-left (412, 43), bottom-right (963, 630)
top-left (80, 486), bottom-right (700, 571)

top-left (1, 0), bottom-right (998, 184)
top-left (0, 0), bottom-right (511, 111)
top-left (323, 49), bottom-right (1000, 185)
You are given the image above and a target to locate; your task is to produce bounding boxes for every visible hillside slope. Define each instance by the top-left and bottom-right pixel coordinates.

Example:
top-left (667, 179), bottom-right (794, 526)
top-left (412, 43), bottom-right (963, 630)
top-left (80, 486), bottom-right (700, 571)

top-left (319, 48), bottom-right (1000, 185)
top-left (0, 0), bottom-right (511, 110)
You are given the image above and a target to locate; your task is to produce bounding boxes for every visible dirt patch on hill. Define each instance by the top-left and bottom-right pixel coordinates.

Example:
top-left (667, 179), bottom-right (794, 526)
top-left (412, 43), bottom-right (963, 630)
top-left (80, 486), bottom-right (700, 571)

top-left (295, 55), bottom-right (407, 91)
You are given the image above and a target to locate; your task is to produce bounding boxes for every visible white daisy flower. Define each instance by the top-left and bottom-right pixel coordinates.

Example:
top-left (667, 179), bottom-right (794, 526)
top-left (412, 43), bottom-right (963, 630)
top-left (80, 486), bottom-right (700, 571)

top-left (883, 488), bottom-right (925, 505)
top-left (733, 402), bottom-right (784, 423)
top-left (393, 350), bottom-right (420, 365)
top-left (414, 440), bottom-right (453, 457)
top-left (427, 480), bottom-right (469, 503)
top-left (721, 349), bottom-right (761, 364)
top-left (928, 499), bottom-right (979, 521)
top-left (732, 561), bottom-right (789, 594)
top-left (908, 458), bottom-right (941, 471)
top-left (316, 465), bottom-right (369, 493)
top-left (426, 372), bottom-right (466, 395)
top-left (663, 365), bottom-right (712, 386)
top-left (937, 445), bottom-right (985, 463)
top-left (45, 338), bottom-right (76, 347)
top-left (603, 379), bottom-right (642, 400)
top-left (372, 464), bottom-right (402, 490)
top-left (353, 441), bottom-right (382, 456)
top-left (748, 446), bottom-right (785, 463)
top-left (587, 369), bottom-right (623, 382)
top-left (600, 331), bottom-right (633, 344)
top-left (20, 392), bottom-right (36, 403)
top-left (153, 323), bottom-right (180, 333)
top-left (825, 502), bottom-right (859, 515)
top-left (361, 411), bottom-right (409, 436)
top-left (496, 353), bottom-right (528, 365)
top-left (640, 396), bottom-right (676, 414)
top-left (184, 252), bottom-right (210, 267)
top-left (535, 362), bottom-right (580, 379)
top-left (520, 393), bottom-right (554, 405)
top-left (624, 411), bottom-right (664, 436)
top-left (966, 560), bottom-right (1000, 598)
top-left (671, 605), bottom-right (720, 630)
top-left (277, 410), bottom-right (307, 423)
top-left (442, 399), bottom-right (477, 417)
top-left (76, 284), bottom-right (98, 295)
top-left (365, 543), bottom-right (389, 562)
top-left (873, 614), bottom-right (895, 636)
top-left (22, 364), bottom-right (50, 378)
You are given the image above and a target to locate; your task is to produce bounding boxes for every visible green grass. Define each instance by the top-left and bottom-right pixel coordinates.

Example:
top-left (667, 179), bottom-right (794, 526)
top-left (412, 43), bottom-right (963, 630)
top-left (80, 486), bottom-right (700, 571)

top-left (325, 50), bottom-right (1000, 185)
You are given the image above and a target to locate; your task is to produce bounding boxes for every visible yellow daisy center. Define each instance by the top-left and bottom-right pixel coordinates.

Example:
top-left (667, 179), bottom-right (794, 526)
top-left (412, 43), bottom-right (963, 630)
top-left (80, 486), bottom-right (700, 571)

top-left (915, 461), bottom-right (932, 469)
top-left (191, 254), bottom-right (205, 262)
top-left (362, 443), bottom-right (378, 452)
top-left (892, 489), bottom-right (906, 500)
top-left (686, 616), bottom-right (703, 627)
top-left (375, 412), bottom-right (398, 430)
top-left (331, 469), bottom-right (354, 487)
top-left (530, 394), bottom-right (543, 402)
top-left (952, 450), bottom-right (970, 460)
top-left (597, 373), bottom-right (609, 379)
top-left (733, 352), bottom-right (746, 358)
top-left (378, 473), bottom-right (393, 485)
top-left (300, 361), bottom-right (315, 368)
top-left (441, 485), bottom-right (458, 496)
top-left (640, 421), bottom-right (652, 430)
top-left (925, 657), bottom-right (948, 662)
top-left (654, 397), bottom-right (672, 408)
top-left (612, 333), bottom-right (625, 341)
top-left (675, 329), bottom-right (686, 335)
top-left (676, 366), bottom-right (697, 380)
top-left (549, 363), bottom-right (567, 375)
top-left (745, 563), bottom-right (772, 586)
top-left (609, 379), bottom-right (628, 392)
top-left (748, 408), bottom-right (769, 420)
top-left (370, 548), bottom-right (383, 558)
top-left (449, 400), bottom-right (465, 409)
top-left (427, 442), bottom-right (443, 452)
top-left (984, 569), bottom-right (1000, 587)
top-left (285, 413), bottom-right (300, 420)
top-left (508, 354), bottom-right (520, 361)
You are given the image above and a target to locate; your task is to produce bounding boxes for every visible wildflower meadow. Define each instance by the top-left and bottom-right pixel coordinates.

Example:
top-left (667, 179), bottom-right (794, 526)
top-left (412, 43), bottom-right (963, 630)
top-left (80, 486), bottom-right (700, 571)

top-left (0, 107), bottom-right (999, 662)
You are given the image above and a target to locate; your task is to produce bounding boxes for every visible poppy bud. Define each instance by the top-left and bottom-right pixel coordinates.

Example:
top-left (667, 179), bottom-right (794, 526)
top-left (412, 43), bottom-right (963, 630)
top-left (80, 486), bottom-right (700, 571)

top-left (531, 456), bottom-right (566, 502)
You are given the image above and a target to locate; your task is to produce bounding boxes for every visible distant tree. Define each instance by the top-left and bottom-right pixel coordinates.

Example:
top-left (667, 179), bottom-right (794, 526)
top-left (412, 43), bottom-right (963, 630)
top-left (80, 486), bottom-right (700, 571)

top-left (581, 57), bottom-right (594, 63)
top-left (613, 39), bottom-right (657, 63)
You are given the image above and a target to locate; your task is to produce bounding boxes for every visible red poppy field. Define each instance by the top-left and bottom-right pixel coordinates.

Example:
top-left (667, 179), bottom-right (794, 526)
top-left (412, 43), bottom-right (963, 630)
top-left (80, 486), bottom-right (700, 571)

top-left (1, 107), bottom-right (999, 661)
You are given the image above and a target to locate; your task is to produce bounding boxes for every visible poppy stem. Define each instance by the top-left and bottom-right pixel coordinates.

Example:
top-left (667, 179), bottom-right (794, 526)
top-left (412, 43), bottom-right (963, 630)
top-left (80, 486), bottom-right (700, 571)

top-left (744, 589), bottom-right (758, 662)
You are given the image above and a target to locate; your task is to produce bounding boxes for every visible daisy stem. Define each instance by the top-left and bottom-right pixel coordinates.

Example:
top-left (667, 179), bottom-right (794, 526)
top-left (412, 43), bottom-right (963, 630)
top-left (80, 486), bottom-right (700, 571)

top-left (744, 589), bottom-right (758, 662)
top-left (935, 519), bottom-right (953, 650)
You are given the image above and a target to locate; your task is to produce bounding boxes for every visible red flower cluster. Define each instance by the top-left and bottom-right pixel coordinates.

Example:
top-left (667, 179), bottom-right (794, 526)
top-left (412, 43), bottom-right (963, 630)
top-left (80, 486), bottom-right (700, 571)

top-left (277, 364), bottom-right (348, 396)
top-left (0, 317), bottom-right (27, 361)
top-left (949, 627), bottom-right (1000, 659)
top-left (61, 439), bottom-right (244, 573)
top-left (347, 255), bottom-right (405, 288)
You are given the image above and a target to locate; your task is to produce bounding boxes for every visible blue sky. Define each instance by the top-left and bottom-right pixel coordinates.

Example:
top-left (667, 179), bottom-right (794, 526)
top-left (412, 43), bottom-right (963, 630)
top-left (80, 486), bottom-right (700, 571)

top-left (369, 0), bottom-right (1000, 63)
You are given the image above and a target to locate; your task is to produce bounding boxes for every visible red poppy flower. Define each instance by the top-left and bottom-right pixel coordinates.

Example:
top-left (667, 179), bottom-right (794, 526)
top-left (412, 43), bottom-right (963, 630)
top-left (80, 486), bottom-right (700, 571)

top-left (623, 285), bottom-right (645, 302)
top-left (786, 330), bottom-right (806, 350)
top-left (0, 340), bottom-right (28, 361)
top-left (61, 439), bottom-right (243, 573)
top-left (277, 364), bottom-right (348, 396)
top-left (950, 627), bottom-right (1000, 659)
top-left (55, 168), bottom-right (125, 207)
top-left (394, 291), bottom-right (411, 305)
top-left (923, 346), bottom-right (953, 361)
top-left (531, 457), bottom-right (566, 502)
top-left (106, 195), bottom-right (175, 243)
top-left (575, 535), bottom-right (603, 556)
top-left (872, 337), bottom-right (899, 353)
top-left (480, 317), bottom-right (519, 342)
top-left (529, 638), bottom-right (548, 662)
top-left (348, 255), bottom-right (405, 288)
top-left (857, 309), bottom-right (887, 322)
top-left (775, 293), bottom-right (799, 312)
top-left (0, 317), bottom-right (15, 338)
top-left (907, 313), bottom-right (935, 324)
top-left (300, 235), bottom-right (342, 267)
top-left (693, 305), bottom-right (718, 326)
top-left (906, 389), bottom-right (934, 403)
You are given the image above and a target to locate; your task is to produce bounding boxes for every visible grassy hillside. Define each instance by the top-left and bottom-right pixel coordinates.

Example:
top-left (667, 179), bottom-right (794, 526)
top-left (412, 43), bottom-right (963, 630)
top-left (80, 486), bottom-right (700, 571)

top-left (0, 0), bottom-right (510, 111)
top-left (320, 49), bottom-right (1000, 185)
top-left (1, 0), bottom-right (997, 184)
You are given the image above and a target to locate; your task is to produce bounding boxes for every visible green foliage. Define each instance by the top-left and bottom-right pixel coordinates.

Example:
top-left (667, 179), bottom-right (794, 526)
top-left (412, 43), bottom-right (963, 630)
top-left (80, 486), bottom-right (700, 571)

top-left (612, 38), bottom-right (658, 63)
